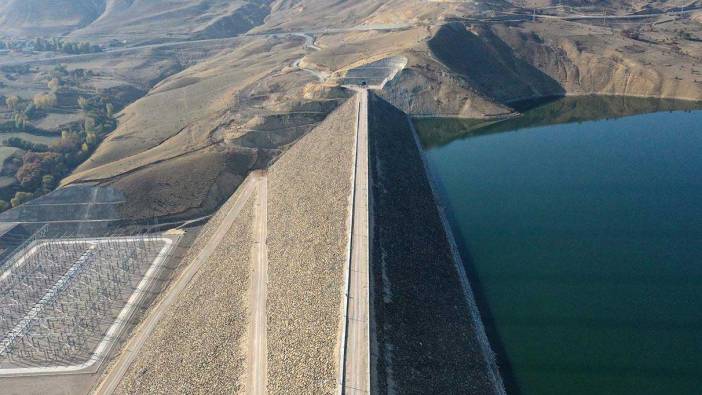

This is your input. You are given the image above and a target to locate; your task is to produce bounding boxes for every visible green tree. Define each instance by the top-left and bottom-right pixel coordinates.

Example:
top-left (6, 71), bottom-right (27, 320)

top-left (52, 130), bottom-right (81, 153)
top-left (6, 95), bottom-right (19, 111)
top-left (13, 112), bottom-right (28, 130)
top-left (77, 96), bottom-right (89, 110)
top-left (48, 78), bottom-right (61, 92)
top-left (11, 192), bottom-right (34, 208)
top-left (0, 200), bottom-right (9, 212)
top-left (85, 131), bottom-right (98, 146)
top-left (84, 117), bottom-right (96, 133)
top-left (106, 102), bottom-right (114, 118)
top-left (41, 174), bottom-right (55, 194)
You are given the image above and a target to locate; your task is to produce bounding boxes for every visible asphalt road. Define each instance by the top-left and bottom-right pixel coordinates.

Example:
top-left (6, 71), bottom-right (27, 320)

top-left (247, 175), bottom-right (269, 395)
top-left (342, 89), bottom-right (370, 394)
top-left (94, 173), bottom-right (263, 395)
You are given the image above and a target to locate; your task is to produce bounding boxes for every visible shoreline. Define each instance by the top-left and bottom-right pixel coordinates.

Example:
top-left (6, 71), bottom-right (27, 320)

top-left (405, 114), bottom-right (507, 395)
top-left (368, 92), bottom-right (504, 393)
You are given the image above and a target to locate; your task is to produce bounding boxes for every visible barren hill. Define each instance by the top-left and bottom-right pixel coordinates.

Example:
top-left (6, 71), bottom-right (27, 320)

top-left (54, 0), bottom-right (702, 221)
top-left (70, 0), bottom-right (271, 43)
top-left (0, 0), bottom-right (271, 43)
top-left (0, 0), bottom-right (106, 36)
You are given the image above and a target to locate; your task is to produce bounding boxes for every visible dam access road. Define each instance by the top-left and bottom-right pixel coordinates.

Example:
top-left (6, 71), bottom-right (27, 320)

top-left (342, 88), bottom-right (371, 394)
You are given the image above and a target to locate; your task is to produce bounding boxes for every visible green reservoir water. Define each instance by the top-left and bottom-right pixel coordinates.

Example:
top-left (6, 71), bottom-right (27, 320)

top-left (417, 96), bottom-right (702, 395)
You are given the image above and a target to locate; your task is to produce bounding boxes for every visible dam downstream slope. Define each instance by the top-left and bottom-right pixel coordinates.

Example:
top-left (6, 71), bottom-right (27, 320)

top-left (109, 177), bottom-right (259, 393)
top-left (368, 93), bottom-right (504, 394)
top-left (266, 96), bottom-right (357, 393)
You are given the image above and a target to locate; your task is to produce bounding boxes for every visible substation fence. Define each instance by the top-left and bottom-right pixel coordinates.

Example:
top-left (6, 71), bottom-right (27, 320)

top-left (0, 225), bottom-right (174, 370)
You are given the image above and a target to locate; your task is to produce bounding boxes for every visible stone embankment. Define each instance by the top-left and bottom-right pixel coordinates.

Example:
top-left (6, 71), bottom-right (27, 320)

top-left (113, 189), bottom-right (256, 393)
top-left (266, 95), bottom-right (357, 394)
top-left (368, 92), bottom-right (504, 394)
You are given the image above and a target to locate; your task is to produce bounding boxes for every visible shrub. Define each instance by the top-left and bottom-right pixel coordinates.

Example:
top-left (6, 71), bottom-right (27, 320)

top-left (33, 93), bottom-right (58, 110)
top-left (11, 191), bottom-right (34, 208)
top-left (78, 96), bottom-right (90, 110)
top-left (6, 95), bottom-right (19, 111)
top-left (16, 151), bottom-right (65, 190)
top-left (48, 78), bottom-right (61, 92)
top-left (3, 137), bottom-right (49, 152)
top-left (41, 175), bottom-right (55, 194)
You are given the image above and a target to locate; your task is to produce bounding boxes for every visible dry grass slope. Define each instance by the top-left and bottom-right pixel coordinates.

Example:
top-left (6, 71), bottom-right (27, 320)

top-left (266, 94), bottom-right (356, 394)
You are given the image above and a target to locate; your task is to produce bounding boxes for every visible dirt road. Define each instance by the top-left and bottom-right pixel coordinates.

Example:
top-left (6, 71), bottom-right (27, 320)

top-left (247, 176), bottom-right (269, 394)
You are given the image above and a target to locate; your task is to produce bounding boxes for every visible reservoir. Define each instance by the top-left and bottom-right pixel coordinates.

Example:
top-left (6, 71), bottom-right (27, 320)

top-left (416, 96), bottom-right (702, 395)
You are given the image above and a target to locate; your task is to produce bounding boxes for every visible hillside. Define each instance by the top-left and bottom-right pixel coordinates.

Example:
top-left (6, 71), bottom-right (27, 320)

top-left (0, 0), bottom-right (271, 43)
top-left (70, 0), bottom-right (271, 43)
top-left (0, 0), bottom-right (106, 36)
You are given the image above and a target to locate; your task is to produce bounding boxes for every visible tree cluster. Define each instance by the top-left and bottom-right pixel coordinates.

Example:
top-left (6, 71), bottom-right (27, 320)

top-left (31, 38), bottom-right (103, 54)
top-left (0, 95), bottom-right (117, 211)
top-left (3, 137), bottom-right (49, 152)
top-left (32, 93), bottom-right (58, 110)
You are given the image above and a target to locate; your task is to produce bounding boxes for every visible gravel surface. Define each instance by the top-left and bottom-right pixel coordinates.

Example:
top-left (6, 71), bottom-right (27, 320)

top-left (266, 95), bottom-right (356, 394)
top-left (114, 197), bottom-right (255, 394)
top-left (369, 92), bottom-right (500, 394)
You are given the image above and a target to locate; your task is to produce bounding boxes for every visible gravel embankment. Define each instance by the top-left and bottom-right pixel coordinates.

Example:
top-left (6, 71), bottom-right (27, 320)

top-left (114, 197), bottom-right (255, 394)
top-left (266, 95), bottom-right (356, 394)
top-left (368, 92), bottom-right (501, 394)
top-left (176, 176), bottom-right (258, 270)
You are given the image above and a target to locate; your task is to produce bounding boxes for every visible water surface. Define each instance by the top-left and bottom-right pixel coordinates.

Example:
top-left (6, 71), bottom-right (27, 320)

top-left (418, 96), bottom-right (702, 395)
